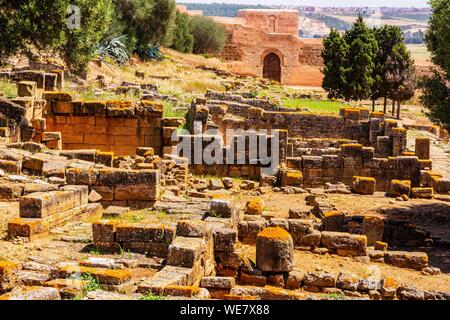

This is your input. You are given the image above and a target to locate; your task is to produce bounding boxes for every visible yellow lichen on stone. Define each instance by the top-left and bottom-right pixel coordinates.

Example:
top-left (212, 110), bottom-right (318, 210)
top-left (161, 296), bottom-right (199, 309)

top-left (257, 227), bottom-right (291, 241)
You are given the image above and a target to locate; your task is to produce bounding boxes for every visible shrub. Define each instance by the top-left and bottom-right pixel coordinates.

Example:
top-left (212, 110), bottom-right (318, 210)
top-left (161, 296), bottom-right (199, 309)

top-left (190, 16), bottom-right (226, 54)
top-left (170, 11), bottom-right (194, 53)
top-left (115, 0), bottom-right (176, 54)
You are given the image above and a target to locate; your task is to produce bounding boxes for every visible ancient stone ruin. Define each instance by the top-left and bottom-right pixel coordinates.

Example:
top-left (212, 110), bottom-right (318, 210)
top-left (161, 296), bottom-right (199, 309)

top-left (0, 66), bottom-right (449, 301)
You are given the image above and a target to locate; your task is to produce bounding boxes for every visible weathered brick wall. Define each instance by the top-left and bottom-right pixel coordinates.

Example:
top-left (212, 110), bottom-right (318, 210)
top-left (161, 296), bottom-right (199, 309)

top-left (213, 13), bottom-right (324, 86)
top-left (286, 151), bottom-right (428, 191)
top-left (44, 97), bottom-right (163, 156)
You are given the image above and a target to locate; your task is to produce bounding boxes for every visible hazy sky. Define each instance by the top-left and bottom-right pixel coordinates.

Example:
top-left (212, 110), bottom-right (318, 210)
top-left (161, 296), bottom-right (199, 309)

top-left (179, 0), bottom-right (430, 7)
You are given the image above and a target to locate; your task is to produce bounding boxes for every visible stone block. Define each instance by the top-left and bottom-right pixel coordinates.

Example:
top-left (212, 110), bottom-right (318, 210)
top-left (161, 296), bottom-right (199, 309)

top-left (200, 277), bottom-right (235, 289)
top-left (167, 237), bottom-right (206, 268)
top-left (320, 231), bottom-right (367, 253)
top-left (322, 211), bottom-right (345, 232)
top-left (57, 265), bottom-right (131, 285)
top-left (92, 220), bottom-right (118, 243)
top-left (302, 272), bottom-right (336, 287)
top-left (0, 286), bottom-right (60, 300)
top-left (362, 216), bottom-right (384, 246)
top-left (210, 199), bottom-right (236, 218)
top-left (384, 251), bottom-right (428, 270)
top-left (411, 187), bottom-right (433, 199)
top-left (288, 219), bottom-right (320, 247)
top-left (280, 169), bottom-right (303, 186)
top-left (256, 227), bottom-right (294, 272)
top-left (352, 176), bottom-right (375, 195)
top-left (244, 198), bottom-right (265, 215)
top-left (0, 260), bottom-right (20, 293)
top-left (415, 137), bottom-right (430, 160)
top-left (115, 223), bottom-right (175, 243)
top-left (213, 228), bottom-right (237, 252)
top-left (388, 179), bottom-right (411, 197)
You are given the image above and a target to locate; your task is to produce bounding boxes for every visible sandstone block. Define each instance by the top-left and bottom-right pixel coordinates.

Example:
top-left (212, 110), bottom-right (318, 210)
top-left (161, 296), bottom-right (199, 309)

top-left (200, 277), bottom-right (235, 289)
top-left (384, 251), bottom-right (428, 270)
top-left (0, 286), bottom-right (60, 300)
top-left (92, 220), bottom-right (118, 242)
top-left (288, 219), bottom-right (321, 247)
top-left (362, 216), bottom-right (384, 246)
top-left (302, 272), bottom-right (336, 287)
top-left (115, 223), bottom-right (175, 243)
top-left (336, 272), bottom-right (360, 291)
top-left (411, 187), bottom-right (433, 199)
top-left (210, 199), bottom-right (235, 218)
top-left (286, 270), bottom-right (303, 290)
top-left (176, 220), bottom-right (209, 238)
top-left (213, 228), bottom-right (237, 252)
top-left (322, 211), bottom-right (345, 232)
top-left (167, 237), bottom-right (206, 268)
top-left (388, 179), bottom-right (411, 197)
top-left (58, 265), bottom-right (131, 285)
top-left (0, 260), bottom-right (20, 293)
top-left (352, 176), bottom-right (375, 195)
top-left (244, 198), bottom-right (265, 215)
top-left (320, 231), bottom-right (367, 253)
top-left (256, 227), bottom-right (294, 272)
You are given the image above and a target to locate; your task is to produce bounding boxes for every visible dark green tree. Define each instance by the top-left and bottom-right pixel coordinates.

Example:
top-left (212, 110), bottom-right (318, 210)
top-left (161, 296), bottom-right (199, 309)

top-left (115, 0), bottom-right (176, 53)
top-left (62, 0), bottom-right (114, 75)
top-left (342, 16), bottom-right (378, 101)
top-left (420, 72), bottom-right (450, 131)
top-left (420, 0), bottom-right (450, 130)
top-left (425, 0), bottom-right (450, 75)
top-left (0, 0), bottom-right (68, 63)
top-left (0, 0), bottom-right (113, 75)
top-left (190, 15), bottom-right (227, 54)
top-left (372, 25), bottom-right (404, 112)
top-left (321, 28), bottom-right (348, 99)
top-left (170, 11), bottom-right (194, 53)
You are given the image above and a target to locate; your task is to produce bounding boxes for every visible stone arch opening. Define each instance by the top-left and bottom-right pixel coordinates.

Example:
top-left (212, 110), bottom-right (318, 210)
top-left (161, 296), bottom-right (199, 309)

top-left (262, 52), bottom-right (281, 83)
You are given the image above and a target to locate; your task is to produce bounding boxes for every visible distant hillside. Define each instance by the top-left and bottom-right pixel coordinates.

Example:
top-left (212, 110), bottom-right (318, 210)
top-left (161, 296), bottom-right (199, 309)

top-left (305, 13), bottom-right (352, 31)
top-left (181, 2), bottom-right (272, 17)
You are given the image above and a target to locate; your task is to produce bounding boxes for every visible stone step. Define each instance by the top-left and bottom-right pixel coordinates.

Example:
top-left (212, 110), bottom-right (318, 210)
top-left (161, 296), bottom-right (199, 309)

top-left (56, 265), bottom-right (131, 285)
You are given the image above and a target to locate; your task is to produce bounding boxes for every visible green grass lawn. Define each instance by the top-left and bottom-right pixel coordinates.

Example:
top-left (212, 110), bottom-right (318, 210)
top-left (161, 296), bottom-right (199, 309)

top-left (282, 98), bottom-right (351, 113)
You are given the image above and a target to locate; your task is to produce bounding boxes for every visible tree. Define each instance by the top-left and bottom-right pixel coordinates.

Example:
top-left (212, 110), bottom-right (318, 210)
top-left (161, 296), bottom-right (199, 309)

top-left (425, 0), bottom-right (450, 76)
top-left (342, 16), bottom-right (378, 101)
top-left (321, 28), bottom-right (348, 100)
top-left (420, 72), bottom-right (450, 131)
top-left (372, 25), bottom-right (404, 112)
top-left (0, 0), bottom-right (114, 75)
top-left (420, 0), bottom-right (450, 130)
top-left (190, 16), bottom-right (227, 54)
top-left (0, 0), bottom-right (68, 63)
top-left (170, 11), bottom-right (194, 54)
top-left (115, 0), bottom-right (176, 54)
top-left (62, 0), bottom-right (114, 75)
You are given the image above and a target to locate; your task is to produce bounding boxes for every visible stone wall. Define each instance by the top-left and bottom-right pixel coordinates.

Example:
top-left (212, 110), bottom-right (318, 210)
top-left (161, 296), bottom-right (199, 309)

top-left (44, 97), bottom-right (163, 156)
top-left (213, 11), bottom-right (324, 86)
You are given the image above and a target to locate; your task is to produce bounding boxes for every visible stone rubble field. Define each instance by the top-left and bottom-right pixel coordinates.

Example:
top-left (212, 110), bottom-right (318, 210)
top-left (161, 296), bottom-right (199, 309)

top-left (0, 59), bottom-right (449, 300)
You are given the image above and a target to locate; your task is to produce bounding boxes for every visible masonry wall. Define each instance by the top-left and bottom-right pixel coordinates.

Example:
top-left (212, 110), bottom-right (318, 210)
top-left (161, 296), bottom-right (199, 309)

top-left (217, 23), bottom-right (323, 86)
top-left (44, 98), bottom-right (163, 156)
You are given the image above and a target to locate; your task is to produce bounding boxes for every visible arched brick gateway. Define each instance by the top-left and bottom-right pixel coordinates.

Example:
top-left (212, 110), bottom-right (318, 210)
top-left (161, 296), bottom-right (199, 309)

top-left (263, 52), bottom-right (281, 82)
